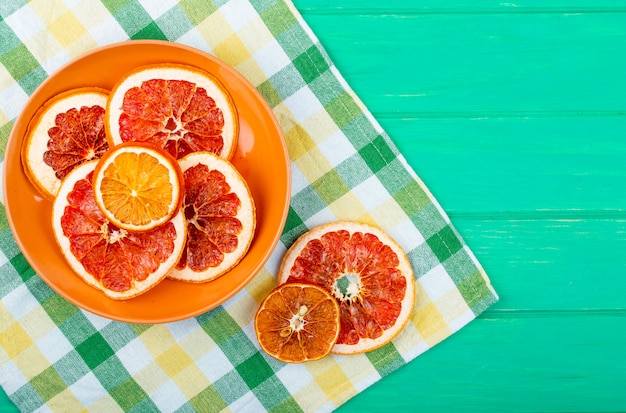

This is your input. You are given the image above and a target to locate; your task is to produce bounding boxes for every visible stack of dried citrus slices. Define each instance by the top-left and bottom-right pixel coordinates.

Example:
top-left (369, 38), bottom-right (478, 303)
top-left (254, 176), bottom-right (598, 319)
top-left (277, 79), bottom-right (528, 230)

top-left (21, 63), bottom-right (255, 300)
top-left (255, 221), bottom-right (416, 362)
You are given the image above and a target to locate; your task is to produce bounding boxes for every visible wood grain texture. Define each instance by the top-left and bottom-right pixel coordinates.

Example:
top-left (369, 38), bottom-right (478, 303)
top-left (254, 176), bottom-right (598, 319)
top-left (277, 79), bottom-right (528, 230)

top-left (292, 0), bottom-right (626, 411)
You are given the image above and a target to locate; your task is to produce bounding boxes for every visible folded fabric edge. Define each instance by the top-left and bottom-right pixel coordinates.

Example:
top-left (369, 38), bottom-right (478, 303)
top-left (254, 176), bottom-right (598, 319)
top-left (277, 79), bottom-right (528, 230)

top-left (284, 1), bottom-right (498, 306)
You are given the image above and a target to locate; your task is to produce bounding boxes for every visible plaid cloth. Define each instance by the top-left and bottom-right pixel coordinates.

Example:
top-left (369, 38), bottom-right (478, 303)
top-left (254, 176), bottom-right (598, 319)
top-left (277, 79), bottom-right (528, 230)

top-left (0, 1), bottom-right (498, 412)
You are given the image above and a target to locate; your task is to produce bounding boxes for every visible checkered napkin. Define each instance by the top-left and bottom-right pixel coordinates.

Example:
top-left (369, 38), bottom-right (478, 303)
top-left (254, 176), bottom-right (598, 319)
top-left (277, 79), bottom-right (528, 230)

top-left (0, 1), bottom-right (498, 412)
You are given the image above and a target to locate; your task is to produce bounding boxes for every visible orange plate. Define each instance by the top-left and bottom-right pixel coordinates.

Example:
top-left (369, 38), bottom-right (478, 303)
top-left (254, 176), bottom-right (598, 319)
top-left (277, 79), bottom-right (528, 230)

top-left (3, 40), bottom-right (291, 324)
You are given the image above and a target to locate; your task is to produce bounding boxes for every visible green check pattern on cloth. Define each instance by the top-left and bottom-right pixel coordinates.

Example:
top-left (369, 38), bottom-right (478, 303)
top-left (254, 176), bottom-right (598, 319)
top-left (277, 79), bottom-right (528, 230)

top-left (0, 1), bottom-right (498, 412)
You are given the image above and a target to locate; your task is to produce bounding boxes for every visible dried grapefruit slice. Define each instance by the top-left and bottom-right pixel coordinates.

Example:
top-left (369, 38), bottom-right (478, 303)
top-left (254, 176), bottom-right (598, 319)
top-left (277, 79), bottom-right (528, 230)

top-left (168, 151), bottom-right (256, 283)
top-left (21, 87), bottom-right (110, 200)
top-left (52, 160), bottom-right (186, 300)
top-left (106, 63), bottom-right (238, 160)
top-left (92, 142), bottom-right (183, 232)
top-left (255, 283), bottom-right (340, 363)
top-left (278, 221), bottom-right (416, 355)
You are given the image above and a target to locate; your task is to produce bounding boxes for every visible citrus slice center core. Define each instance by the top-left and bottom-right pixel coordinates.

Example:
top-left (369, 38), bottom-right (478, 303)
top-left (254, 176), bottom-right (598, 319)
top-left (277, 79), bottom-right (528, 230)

top-left (100, 151), bottom-right (174, 224)
top-left (93, 142), bottom-right (182, 232)
top-left (333, 273), bottom-right (362, 302)
top-left (284, 304), bottom-right (309, 335)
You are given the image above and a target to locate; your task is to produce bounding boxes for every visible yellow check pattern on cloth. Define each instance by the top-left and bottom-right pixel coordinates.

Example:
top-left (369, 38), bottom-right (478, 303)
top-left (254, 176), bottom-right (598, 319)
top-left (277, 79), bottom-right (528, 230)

top-left (0, 1), bottom-right (498, 412)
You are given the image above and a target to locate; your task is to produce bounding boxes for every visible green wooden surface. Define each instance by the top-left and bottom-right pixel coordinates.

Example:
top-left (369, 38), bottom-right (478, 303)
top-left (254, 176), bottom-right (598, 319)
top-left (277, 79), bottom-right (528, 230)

top-left (293, 1), bottom-right (626, 411)
top-left (2, 1), bottom-right (626, 411)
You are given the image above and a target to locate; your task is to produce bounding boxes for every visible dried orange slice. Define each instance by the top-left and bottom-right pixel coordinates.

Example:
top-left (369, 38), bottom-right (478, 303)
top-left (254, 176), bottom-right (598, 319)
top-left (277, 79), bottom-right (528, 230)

top-left (255, 283), bottom-right (340, 363)
top-left (21, 87), bottom-right (110, 200)
top-left (278, 221), bottom-right (416, 355)
top-left (92, 142), bottom-right (183, 232)
top-left (52, 160), bottom-right (186, 300)
top-left (106, 63), bottom-right (238, 160)
top-left (168, 151), bottom-right (255, 283)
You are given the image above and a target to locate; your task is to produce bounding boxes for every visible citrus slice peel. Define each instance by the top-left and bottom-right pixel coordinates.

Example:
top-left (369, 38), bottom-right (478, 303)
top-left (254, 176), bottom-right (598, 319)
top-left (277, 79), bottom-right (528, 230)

top-left (21, 87), bottom-right (110, 200)
top-left (278, 221), bottom-right (416, 355)
top-left (105, 63), bottom-right (238, 160)
top-left (168, 151), bottom-right (256, 283)
top-left (92, 141), bottom-right (183, 232)
top-left (52, 160), bottom-right (187, 300)
top-left (255, 283), bottom-right (340, 363)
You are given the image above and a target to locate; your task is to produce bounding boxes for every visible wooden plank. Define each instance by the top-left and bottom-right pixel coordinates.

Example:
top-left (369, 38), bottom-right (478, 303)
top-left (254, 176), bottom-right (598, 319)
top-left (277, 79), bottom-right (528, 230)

top-left (294, 0), bottom-right (626, 13)
top-left (385, 117), bottom-right (626, 213)
top-left (338, 314), bottom-right (626, 412)
top-left (455, 218), bottom-right (626, 310)
top-left (295, 8), bottom-right (626, 114)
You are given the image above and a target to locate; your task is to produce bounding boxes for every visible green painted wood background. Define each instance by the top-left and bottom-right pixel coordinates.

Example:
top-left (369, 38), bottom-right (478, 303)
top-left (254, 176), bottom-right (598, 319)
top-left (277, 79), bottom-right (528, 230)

top-left (2, 0), bottom-right (626, 411)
